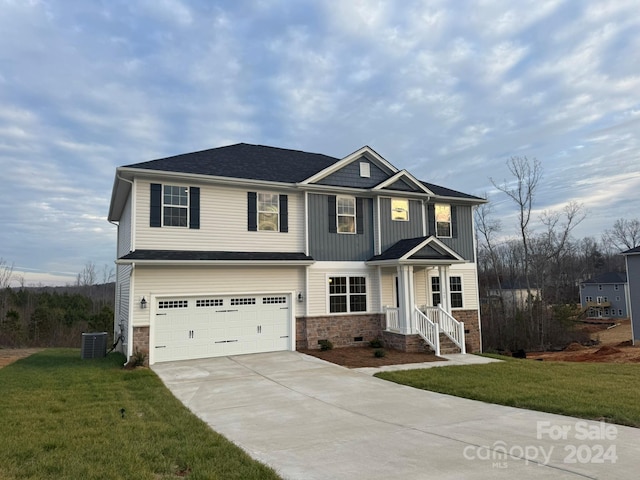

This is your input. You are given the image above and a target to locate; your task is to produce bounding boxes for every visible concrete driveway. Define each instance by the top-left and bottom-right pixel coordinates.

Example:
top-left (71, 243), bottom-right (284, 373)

top-left (153, 351), bottom-right (640, 480)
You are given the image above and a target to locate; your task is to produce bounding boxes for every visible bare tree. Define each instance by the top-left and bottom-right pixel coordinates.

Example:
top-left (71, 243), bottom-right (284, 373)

top-left (76, 261), bottom-right (97, 287)
top-left (0, 258), bottom-right (14, 290)
top-left (602, 218), bottom-right (640, 252)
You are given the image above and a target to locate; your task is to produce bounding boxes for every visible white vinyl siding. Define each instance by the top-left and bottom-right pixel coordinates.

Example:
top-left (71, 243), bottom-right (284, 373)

top-left (131, 265), bottom-right (305, 327)
top-left (135, 180), bottom-right (304, 252)
top-left (117, 194), bottom-right (132, 257)
top-left (307, 262), bottom-right (380, 316)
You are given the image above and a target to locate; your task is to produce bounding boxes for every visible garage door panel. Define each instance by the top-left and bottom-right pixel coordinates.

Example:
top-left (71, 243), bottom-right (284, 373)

top-left (153, 294), bottom-right (291, 363)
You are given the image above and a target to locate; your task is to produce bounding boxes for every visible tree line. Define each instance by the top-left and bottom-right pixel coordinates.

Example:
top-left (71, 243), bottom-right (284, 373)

top-left (476, 156), bottom-right (638, 352)
top-left (0, 261), bottom-right (115, 348)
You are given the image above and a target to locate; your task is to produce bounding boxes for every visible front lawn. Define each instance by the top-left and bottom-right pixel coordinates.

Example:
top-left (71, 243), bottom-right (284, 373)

top-left (0, 349), bottom-right (281, 480)
top-left (376, 355), bottom-right (640, 427)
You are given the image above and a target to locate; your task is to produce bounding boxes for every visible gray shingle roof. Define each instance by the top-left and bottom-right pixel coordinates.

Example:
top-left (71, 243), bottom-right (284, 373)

top-left (123, 143), bottom-right (483, 201)
top-left (368, 236), bottom-right (458, 262)
top-left (582, 272), bottom-right (627, 284)
top-left (124, 143), bottom-right (339, 183)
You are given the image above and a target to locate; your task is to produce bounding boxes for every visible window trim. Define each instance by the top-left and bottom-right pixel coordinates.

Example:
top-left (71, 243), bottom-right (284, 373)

top-left (336, 195), bottom-right (356, 234)
top-left (391, 198), bottom-right (409, 222)
top-left (162, 184), bottom-right (189, 228)
top-left (450, 275), bottom-right (463, 309)
top-left (435, 203), bottom-right (452, 238)
top-left (431, 276), bottom-right (441, 306)
top-left (327, 274), bottom-right (368, 314)
top-left (257, 192), bottom-right (280, 232)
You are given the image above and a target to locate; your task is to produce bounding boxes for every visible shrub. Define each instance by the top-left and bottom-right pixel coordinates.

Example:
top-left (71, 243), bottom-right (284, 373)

top-left (374, 349), bottom-right (386, 358)
top-left (369, 338), bottom-right (384, 348)
top-left (318, 339), bottom-right (333, 351)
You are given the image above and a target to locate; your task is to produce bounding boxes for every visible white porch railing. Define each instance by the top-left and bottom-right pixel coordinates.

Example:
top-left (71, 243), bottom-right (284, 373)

top-left (423, 305), bottom-right (466, 354)
top-left (384, 306), bottom-right (400, 332)
top-left (414, 308), bottom-right (440, 356)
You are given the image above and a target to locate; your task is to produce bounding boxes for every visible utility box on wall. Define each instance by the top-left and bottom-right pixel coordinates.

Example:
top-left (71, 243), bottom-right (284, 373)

top-left (81, 332), bottom-right (107, 359)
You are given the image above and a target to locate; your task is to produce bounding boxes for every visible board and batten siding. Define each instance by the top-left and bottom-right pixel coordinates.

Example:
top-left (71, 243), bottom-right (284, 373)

top-left (429, 204), bottom-right (475, 262)
top-left (316, 159), bottom-right (391, 188)
top-left (134, 179), bottom-right (305, 252)
top-left (379, 197), bottom-right (425, 252)
top-left (131, 265), bottom-right (306, 327)
top-left (307, 193), bottom-right (374, 261)
top-left (306, 262), bottom-right (381, 317)
top-left (626, 254), bottom-right (640, 341)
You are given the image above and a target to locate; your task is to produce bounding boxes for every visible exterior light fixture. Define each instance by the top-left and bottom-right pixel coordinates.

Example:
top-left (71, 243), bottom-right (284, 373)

top-left (140, 297), bottom-right (147, 309)
top-left (297, 292), bottom-right (304, 302)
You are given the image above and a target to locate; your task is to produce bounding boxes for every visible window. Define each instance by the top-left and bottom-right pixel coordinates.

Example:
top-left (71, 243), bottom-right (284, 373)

top-left (163, 185), bottom-right (188, 227)
top-left (598, 284), bottom-right (603, 290)
top-left (585, 296), bottom-right (593, 302)
top-left (391, 198), bottom-right (409, 221)
top-left (431, 277), bottom-right (441, 306)
top-left (616, 296), bottom-right (621, 301)
top-left (329, 276), bottom-right (367, 313)
top-left (619, 309), bottom-right (623, 316)
top-left (337, 196), bottom-right (356, 233)
top-left (450, 276), bottom-right (463, 308)
top-left (258, 193), bottom-right (279, 231)
top-left (614, 284), bottom-right (619, 291)
top-left (435, 204), bottom-right (451, 237)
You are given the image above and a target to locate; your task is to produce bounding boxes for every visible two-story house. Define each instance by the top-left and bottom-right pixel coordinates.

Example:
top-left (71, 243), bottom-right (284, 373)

top-left (108, 143), bottom-right (486, 365)
top-left (579, 272), bottom-right (629, 319)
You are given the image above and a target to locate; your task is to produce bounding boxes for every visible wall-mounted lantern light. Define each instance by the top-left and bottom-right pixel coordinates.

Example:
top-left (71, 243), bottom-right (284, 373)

top-left (140, 297), bottom-right (147, 309)
top-left (297, 292), bottom-right (304, 302)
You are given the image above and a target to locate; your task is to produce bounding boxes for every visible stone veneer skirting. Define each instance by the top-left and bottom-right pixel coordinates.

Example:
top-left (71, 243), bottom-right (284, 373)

top-left (296, 314), bottom-right (385, 350)
top-left (129, 310), bottom-right (482, 359)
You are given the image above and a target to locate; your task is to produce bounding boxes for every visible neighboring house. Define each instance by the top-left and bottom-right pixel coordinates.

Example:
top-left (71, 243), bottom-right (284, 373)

top-left (622, 247), bottom-right (640, 343)
top-left (107, 143), bottom-right (486, 365)
top-left (487, 279), bottom-right (541, 310)
top-left (579, 272), bottom-right (629, 319)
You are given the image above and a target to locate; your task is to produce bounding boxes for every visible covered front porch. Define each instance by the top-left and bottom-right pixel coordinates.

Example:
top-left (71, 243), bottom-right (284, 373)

top-left (368, 236), bottom-right (468, 356)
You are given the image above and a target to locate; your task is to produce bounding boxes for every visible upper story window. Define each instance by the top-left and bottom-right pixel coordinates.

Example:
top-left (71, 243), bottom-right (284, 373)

top-left (435, 204), bottom-right (452, 237)
top-left (337, 196), bottom-right (356, 233)
top-left (150, 183), bottom-right (200, 229)
top-left (391, 198), bottom-right (409, 221)
top-left (258, 193), bottom-right (279, 231)
top-left (163, 185), bottom-right (189, 227)
top-left (614, 284), bottom-right (619, 291)
top-left (248, 192), bottom-right (288, 233)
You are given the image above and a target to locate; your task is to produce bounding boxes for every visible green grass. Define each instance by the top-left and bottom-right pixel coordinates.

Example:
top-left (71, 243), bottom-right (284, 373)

top-left (376, 355), bottom-right (640, 428)
top-left (0, 349), bottom-right (281, 480)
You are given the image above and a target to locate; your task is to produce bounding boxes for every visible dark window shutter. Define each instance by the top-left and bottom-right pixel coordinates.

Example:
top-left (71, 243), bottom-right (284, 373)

top-left (150, 183), bottom-right (162, 227)
top-left (451, 205), bottom-right (458, 238)
top-left (189, 187), bottom-right (200, 229)
top-left (427, 204), bottom-right (435, 236)
top-left (247, 192), bottom-right (257, 231)
top-left (356, 197), bottom-right (364, 234)
top-left (328, 195), bottom-right (337, 233)
top-left (279, 194), bottom-right (288, 233)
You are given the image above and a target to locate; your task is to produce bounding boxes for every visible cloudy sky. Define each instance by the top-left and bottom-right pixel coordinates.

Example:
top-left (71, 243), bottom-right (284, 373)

top-left (1, 0), bottom-right (639, 286)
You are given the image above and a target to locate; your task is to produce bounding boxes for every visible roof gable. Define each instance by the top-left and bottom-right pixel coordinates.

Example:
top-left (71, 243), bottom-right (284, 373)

top-left (367, 236), bottom-right (464, 264)
top-left (373, 170), bottom-right (434, 195)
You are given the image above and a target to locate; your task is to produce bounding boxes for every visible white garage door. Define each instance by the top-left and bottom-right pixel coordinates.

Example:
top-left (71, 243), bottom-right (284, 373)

top-left (153, 294), bottom-right (291, 363)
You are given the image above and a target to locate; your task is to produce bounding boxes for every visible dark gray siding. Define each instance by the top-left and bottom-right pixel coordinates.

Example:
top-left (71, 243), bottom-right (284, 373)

top-left (317, 159), bottom-right (390, 188)
top-left (625, 255), bottom-right (640, 341)
top-left (308, 193), bottom-right (374, 261)
top-left (384, 179), bottom-right (418, 192)
top-left (379, 198), bottom-right (424, 252)
top-left (580, 284), bottom-right (628, 317)
top-left (427, 204), bottom-right (475, 262)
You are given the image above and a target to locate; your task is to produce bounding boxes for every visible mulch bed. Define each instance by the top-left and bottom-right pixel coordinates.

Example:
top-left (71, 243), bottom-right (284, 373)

top-left (299, 346), bottom-right (443, 368)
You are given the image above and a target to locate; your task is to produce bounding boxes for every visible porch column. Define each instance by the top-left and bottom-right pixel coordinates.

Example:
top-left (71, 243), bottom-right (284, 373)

top-left (439, 265), bottom-right (450, 313)
top-left (397, 265), bottom-right (416, 334)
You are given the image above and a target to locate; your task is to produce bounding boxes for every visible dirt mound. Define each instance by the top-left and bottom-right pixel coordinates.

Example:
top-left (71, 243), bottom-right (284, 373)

top-left (564, 342), bottom-right (586, 352)
top-left (594, 345), bottom-right (622, 356)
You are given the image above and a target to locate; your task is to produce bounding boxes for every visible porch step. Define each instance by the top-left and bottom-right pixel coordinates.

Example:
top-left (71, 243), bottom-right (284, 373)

top-left (438, 332), bottom-right (462, 355)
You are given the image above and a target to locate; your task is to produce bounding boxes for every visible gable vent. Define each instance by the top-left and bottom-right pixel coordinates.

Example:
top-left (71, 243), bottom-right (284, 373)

top-left (359, 162), bottom-right (370, 178)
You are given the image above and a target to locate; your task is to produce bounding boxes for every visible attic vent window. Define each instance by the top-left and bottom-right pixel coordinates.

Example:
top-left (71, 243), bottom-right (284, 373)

top-left (359, 162), bottom-right (370, 178)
